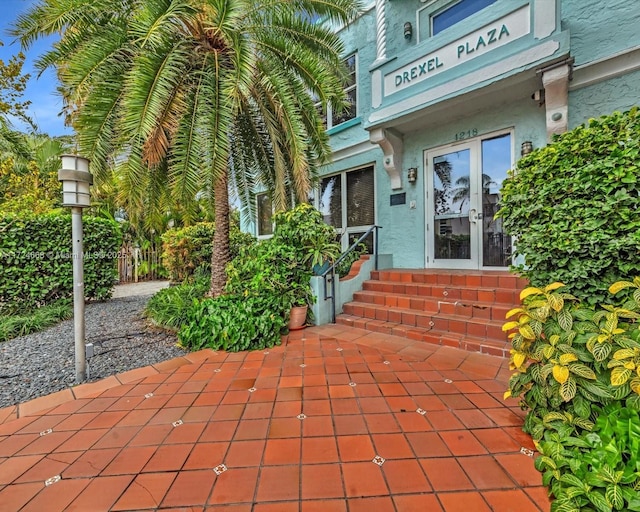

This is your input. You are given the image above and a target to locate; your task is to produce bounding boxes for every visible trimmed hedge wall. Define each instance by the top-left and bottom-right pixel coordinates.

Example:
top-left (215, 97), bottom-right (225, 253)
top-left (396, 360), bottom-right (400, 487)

top-left (0, 213), bottom-right (122, 311)
top-left (498, 107), bottom-right (640, 305)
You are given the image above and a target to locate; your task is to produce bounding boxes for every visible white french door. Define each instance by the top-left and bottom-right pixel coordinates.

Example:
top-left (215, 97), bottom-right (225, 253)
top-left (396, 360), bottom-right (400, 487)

top-left (425, 132), bottom-right (513, 269)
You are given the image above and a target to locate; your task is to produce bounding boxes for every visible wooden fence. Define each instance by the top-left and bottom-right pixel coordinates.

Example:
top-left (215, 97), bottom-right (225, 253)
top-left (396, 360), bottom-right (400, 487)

top-left (117, 244), bottom-right (165, 283)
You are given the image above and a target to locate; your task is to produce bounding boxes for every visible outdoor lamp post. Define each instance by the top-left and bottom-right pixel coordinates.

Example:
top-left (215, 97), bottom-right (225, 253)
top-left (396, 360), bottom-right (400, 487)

top-left (58, 155), bottom-right (92, 383)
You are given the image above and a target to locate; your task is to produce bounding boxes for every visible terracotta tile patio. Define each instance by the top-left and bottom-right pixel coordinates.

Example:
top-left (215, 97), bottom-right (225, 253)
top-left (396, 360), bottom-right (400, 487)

top-left (0, 325), bottom-right (550, 511)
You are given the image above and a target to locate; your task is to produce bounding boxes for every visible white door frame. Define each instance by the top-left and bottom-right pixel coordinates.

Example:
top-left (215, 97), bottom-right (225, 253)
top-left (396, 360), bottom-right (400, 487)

top-left (424, 129), bottom-right (514, 269)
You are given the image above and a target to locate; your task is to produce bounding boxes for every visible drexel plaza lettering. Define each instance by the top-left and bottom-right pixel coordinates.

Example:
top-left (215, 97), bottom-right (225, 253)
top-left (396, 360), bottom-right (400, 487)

top-left (385, 6), bottom-right (529, 95)
top-left (394, 56), bottom-right (444, 87)
top-left (394, 23), bottom-right (510, 87)
top-left (457, 24), bottom-right (510, 58)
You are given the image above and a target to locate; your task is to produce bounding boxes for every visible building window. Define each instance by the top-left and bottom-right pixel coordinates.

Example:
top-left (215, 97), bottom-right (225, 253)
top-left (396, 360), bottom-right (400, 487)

top-left (432, 0), bottom-right (497, 36)
top-left (256, 193), bottom-right (273, 237)
top-left (314, 54), bottom-right (357, 130)
top-left (318, 165), bottom-right (375, 251)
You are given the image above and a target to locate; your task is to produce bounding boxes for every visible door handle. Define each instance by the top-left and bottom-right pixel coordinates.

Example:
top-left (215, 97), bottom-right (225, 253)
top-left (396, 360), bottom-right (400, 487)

top-left (469, 208), bottom-right (478, 223)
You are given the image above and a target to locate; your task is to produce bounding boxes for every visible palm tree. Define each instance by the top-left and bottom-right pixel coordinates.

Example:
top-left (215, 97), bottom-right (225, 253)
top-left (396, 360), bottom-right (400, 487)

top-left (13, 0), bottom-right (362, 296)
top-left (433, 158), bottom-right (452, 215)
top-left (451, 173), bottom-right (496, 212)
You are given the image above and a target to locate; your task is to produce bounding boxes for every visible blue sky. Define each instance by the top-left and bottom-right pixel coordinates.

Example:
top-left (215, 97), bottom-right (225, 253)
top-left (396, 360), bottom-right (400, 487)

top-left (1, 0), bottom-right (71, 137)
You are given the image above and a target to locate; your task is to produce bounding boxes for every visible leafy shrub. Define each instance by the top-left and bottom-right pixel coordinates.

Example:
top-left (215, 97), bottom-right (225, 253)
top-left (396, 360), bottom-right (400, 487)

top-left (226, 238), bottom-right (313, 308)
top-left (505, 279), bottom-right (640, 511)
top-left (498, 108), bottom-right (640, 305)
top-left (161, 220), bottom-right (256, 283)
top-left (226, 203), bottom-right (339, 308)
top-left (536, 402), bottom-right (640, 511)
top-left (0, 299), bottom-right (72, 342)
top-left (178, 204), bottom-right (335, 352)
top-left (161, 222), bottom-right (215, 283)
top-left (272, 202), bottom-right (340, 270)
top-left (145, 277), bottom-right (209, 330)
top-left (178, 293), bottom-right (286, 352)
top-left (0, 213), bottom-right (121, 311)
top-left (230, 225), bottom-right (257, 260)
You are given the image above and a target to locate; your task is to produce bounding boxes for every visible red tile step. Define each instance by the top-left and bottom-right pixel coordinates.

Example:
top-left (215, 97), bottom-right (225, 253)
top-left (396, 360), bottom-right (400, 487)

top-left (336, 270), bottom-right (527, 358)
top-left (371, 269), bottom-right (528, 290)
top-left (336, 314), bottom-right (509, 357)
top-left (362, 280), bottom-right (521, 306)
top-left (352, 290), bottom-right (512, 322)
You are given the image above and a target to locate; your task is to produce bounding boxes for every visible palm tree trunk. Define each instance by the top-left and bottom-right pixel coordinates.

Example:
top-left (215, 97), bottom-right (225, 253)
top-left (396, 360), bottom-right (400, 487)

top-left (209, 171), bottom-right (230, 297)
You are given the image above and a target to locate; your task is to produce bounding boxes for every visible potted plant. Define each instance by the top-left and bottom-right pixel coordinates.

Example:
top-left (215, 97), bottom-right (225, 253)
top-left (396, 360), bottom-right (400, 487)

top-left (272, 203), bottom-right (342, 327)
top-left (303, 231), bottom-right (342, 276)
top-left (285, 282), bottom-right (314, 330)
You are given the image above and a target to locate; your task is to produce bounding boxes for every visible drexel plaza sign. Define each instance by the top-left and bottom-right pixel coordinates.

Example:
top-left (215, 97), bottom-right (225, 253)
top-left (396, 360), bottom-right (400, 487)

top-left (385, 6), bottom-right (530, 96)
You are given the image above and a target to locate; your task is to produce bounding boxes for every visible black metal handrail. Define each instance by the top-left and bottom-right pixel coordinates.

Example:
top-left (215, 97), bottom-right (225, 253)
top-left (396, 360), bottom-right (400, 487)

top-left (321, 225), bottom-right (381, 323)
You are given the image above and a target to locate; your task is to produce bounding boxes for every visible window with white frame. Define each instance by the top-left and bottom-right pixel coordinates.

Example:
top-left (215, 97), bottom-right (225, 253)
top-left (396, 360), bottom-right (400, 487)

top-left (314, 54), bottom-right (357, 130)
top-left (256, 193), bottom-right (273, 237)
top-left (431, 0), bottom-right (497, 36)
top-left (318, 165), bottom-right (375, 251)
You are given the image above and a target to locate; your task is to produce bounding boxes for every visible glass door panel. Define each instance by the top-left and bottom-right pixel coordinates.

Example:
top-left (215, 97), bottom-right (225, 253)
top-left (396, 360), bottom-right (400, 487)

top-left (430, 146), bottom-right (477, 267)
top-left (481, 134), bottom-right (512, 266)
top-left (426, 133), bottom-right (512, 269)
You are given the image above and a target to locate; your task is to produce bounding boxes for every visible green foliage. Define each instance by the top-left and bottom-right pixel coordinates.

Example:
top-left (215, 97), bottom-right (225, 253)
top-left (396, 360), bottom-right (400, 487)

top-left (505, 279), bottom-right (640, 510)
top-left (227, 204), bottom-right (336, 307)
top-left (145, 277), bottom-right (209, 331)
top-left (179, 204), bottom-right (334, 351)
top-left (0, 135), bottom-right (71, 216)
top-left (178, 293), bottom-right (286, 352)
top-left (161, 223), bottom-right (216, 283)
top-left (229, 222), bottom-right (257, 261)
top-left (272, 203), bottom-right (341, 270)
top-left (0, 214), bottom-right (122, 311)
top-left (0, 299), bottom-right (72, 342)
top-left (161, 220), bottom-right (256, 283)
top-left (0, 40), bottom-right (32, 126)
top-left (335, 242), bottom-right (368, 277)
top-left (226, 238), bottom-right (314, 309)
top-left (498, 108), bottom-right (640, 305)
top-left (0, 157), bottom-right (58, 215)
top-left (536, 403), bottom-right (640, 512)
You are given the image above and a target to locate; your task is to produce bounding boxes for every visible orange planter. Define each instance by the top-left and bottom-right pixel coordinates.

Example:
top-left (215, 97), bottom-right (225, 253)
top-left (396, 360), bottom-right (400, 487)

top-left (288, 305), bottom-right (308, 330)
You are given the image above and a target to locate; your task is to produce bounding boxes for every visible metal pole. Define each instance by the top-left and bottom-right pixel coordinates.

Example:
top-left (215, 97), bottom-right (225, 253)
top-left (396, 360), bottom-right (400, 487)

top-left (330, 268), bottom-right (336, 324)
top-left (374, 226), bottom-right (379, 271)
top-left (71, 207), bottom-right (87, 383)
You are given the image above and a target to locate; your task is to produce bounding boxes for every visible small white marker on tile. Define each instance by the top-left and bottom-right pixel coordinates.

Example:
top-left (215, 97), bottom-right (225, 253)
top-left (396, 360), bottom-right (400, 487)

top-left (372, 455), bottom-right (386, 466)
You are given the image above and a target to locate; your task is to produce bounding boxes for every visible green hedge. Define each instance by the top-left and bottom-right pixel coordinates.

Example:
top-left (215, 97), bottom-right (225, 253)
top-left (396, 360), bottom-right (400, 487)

top-left (498, 107), bottom-right (640, 305)
top-left (0, 213), bottom-right (122, 311)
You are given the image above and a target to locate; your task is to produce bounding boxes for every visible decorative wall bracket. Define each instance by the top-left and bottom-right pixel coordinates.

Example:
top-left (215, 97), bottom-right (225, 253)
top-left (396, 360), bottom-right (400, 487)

top-left (370, 128), bottom-right (404, 190)
top-left (540, 59), bottom-right (573, 141)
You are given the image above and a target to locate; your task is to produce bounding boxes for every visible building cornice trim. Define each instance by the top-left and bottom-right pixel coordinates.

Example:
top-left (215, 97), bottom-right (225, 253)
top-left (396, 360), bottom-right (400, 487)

top-left (569, 45), bottom-right (640, 91)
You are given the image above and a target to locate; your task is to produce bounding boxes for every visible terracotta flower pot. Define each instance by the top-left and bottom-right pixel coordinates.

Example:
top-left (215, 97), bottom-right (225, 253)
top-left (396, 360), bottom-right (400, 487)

top-left (288, 305), bottom-right (308, 330)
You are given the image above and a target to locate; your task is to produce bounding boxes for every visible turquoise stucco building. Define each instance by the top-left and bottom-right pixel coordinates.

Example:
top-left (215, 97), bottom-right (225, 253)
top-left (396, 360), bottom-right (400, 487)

top-left (246, 0), bottom-right (640, 273)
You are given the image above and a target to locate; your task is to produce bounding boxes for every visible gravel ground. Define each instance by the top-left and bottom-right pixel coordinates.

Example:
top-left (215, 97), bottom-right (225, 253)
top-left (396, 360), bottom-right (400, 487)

top-left (0, 291), bottom-right (187, 409)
